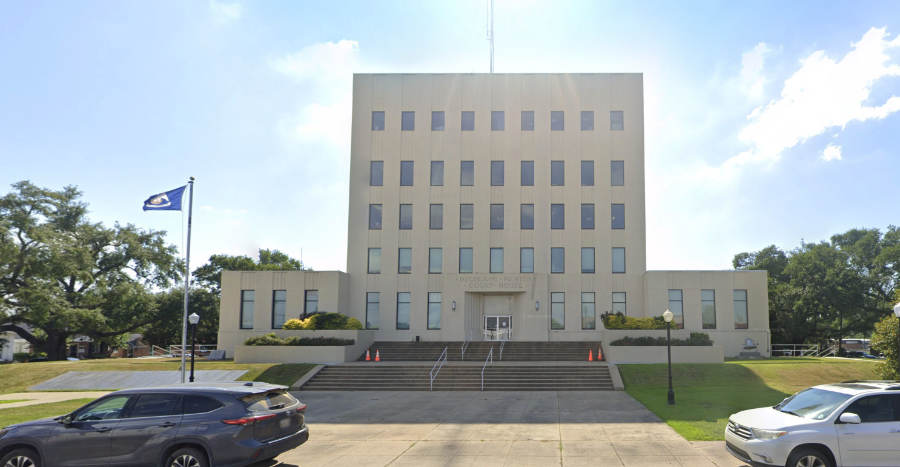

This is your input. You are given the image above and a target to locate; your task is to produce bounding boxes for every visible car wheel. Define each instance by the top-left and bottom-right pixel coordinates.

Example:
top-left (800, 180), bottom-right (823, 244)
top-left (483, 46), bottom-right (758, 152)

top-left (1, 448), bottom-right (40, 467)
top-left (165, 447), bottom-right (208, 467)
top-left (787, 447), bottom-right (833, 467)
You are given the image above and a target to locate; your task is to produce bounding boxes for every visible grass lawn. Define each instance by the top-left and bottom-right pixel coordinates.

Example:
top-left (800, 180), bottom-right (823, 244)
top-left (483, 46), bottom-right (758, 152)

top-left (619, 357), bottom-right (880, 441)
top-left (0, 400), bottom-right (29, 404)
top-left (0, 359), bottom-right (317, 394)
top-left (0, 398), bottom-right (95, 427)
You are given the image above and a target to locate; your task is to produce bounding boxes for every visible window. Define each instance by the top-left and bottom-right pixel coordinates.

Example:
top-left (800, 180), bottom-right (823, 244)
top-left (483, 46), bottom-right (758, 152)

top-left (551, 292), bottom-right (565, 330)
top-left (611, 160), bottom-right (624, 186)
top-left (491, 111), bottom-right (504, 131)
top-left (427, 292), bottom-right (441, 330)
top-left (75, 395), bottom-right (132, 421)
top-left (183, 395), bottom-right (223, 414)
top-left (610, 110), bottom-right (624, 131)
top-left (401, 111), bottom-right (415, 131)
top-left (612, 292), bottom-right (626, 315)
top-left (521, 110), bottom-right (534, 131)
top-left (431, 111), bottom-right (445, 131)
top-left (611, 204), bottom-right (625, 229)
top-left (459, 248), bottom-right (473, 273)
top-left (396, 292), bottom-right (410, 330)
top-left (520, 204), bottom-right (534, 229)
top-left (304, 290), bottom-right (318, 317)
top-left (400, 161), bottom-right (414, 186)
top-left (431, 161), bottom-right (444, 186)
top-left (399, 204), bottom-right (413, 230)
top-left (581, 160), bottom-right (594, 186)
top-left (429, 204), bottom-right (443, 230)
top-left (491, 161), bottom-right (504, 186)
top-left (428, 248), bottom-right (442, 274)
top-left (841, 395), bottom-right (900, 423)
top-left (734, 289), bottom-right (749, 329)
top-left (366, 292), bottom-right (379, 329)
top-left (520, 247), bottom-right (534, 273)
top-left (370, 161), bottom-right (383, 186)
top-left (551, 204), bottom-right (564, 229)
top-left (581, 247), bottom-right (595, 273)
top-left (240, 290), bottom-right (254, 329)
top-left (272, 290), bottom-right (286, 329)
top-left (581, 293), bottom-right (596, 329)
top-left (461, 111), bottom-right (474, 131)
top-left (460, 161), bottom-right (475, 186)
top-left (459, 204), bottom-right (474, 230)
top-left (398, 248), bottom-right (412, 274)
top-left (129, 393), bottom-right (181, 418)
top-left (581, 111), bottom-right (594, 131)
top-left (490, 248), bottom-right (503, 273)
top-left (551, 247), bottom-right (565, 273)
top-left (521, 160), bottom-right (535, 186)
top-left (490, 204), bottom-right (504, 230)
top-left (668, 289), bottom-right (684, 329)
top-left (551, 160), bottom-right (564, 186)
top-left (581, 204), bottom-right (594, 229)
top-left (368, 204), bottom-right (382, 230)
top-left (702, 289), bottom-right (716, 329)
top-left (371, 111), bottom-right (384, 131)
top-left (612, 247), bottom-right (625, 273)
top-left (367, 248), bottom-right (381, 274)
top-left (551, 111), bottom-right (564, 130)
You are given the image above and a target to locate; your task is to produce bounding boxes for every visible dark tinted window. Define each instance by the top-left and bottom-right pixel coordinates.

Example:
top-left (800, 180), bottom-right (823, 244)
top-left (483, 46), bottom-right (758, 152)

top-left (551, 204), bottom-right (564, 229)
top-left (521, 161), bottom-right (534, 186)
top-left (581, 161), bottom-right (594, 186)
top-left (429, 204), bottom-right (443, 230)
top-left (371, 111), bottom-right (384, 131)
top-left (581, 111), bottom-right (594, 131)
top-left (460, 161), bottom-right (475, 186)
top-left (399, 204), bottom-right (412, 230)
top-left (611, 204), bottom-right (625, 229)
top-left (581, 204), bottom-right (594, 229)
top-left (430, 161), bottom-right (444, 186)
top-left (521, 111), bottom-right (534, 131)
top-left (843, 395), bottom-right (900, 423)
top-left (461, 111), bottom-right (475, 131)
top-left (129, 394), bottom-right (181, 418)
top-left (491, 161), bottom-right (504, 186)
top-left (400, 161), bottom-right (414, 186)
top-left (551, 111), bottom-right (564, 130)
top-left (401, 111), bottom-right (415, 131)
top-left (610, 110), bottom-right (624, 131)
top-left (611, 160), bottom-right (624, 186)
top-left (368, 204), bottom-right (382, 230)
top-left (183, 395), bottom-right (223, 414)
top-left (551, 161), bottom-right (564, 186)
top-left (520, 204), bottom-right (534, 230)
top-left (75, 395), bottom-right (132, 421)
top-left (370, 161), bottom-right (383, 186)
top-left (431, 111), bottom-right (445, 131)
top-left (491, 111), bottom-right (504, 131)
top-left (551, 247), bottom-right (565, 273)
top-left (459, 204), bottom-right (474, 230)
top-left (490, 204), bottom-right (504, 230)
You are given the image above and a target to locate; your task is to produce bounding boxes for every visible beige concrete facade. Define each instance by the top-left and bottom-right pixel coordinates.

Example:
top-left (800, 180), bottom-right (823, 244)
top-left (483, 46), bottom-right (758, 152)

top-left (217, 73), bottom-right (770, 359)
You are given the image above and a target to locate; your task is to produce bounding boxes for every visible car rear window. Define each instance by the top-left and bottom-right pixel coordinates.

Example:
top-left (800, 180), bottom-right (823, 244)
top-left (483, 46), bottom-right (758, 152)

top-left (241, 389), bottom-right (298, 412)
top-left (183, 395), bottom-right (224, 414)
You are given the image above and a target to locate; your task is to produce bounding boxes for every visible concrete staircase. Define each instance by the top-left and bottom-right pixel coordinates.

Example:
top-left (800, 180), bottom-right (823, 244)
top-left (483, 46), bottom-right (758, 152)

top-left (360, 341), bottom-right (604, 362)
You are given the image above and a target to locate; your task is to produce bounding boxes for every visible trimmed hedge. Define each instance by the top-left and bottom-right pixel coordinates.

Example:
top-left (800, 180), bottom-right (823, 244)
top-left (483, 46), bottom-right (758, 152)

top-left (611, 332), bottom-right (713, 346)
top-left (244, 334), bottom-right (355, 346)
top-left (601, 312), bottom-right (667, 330)
top-left (282, 313), bottom-right (363, 330)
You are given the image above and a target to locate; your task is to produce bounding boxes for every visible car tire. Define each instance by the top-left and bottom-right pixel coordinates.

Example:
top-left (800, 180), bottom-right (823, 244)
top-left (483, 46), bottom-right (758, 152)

top-left (165, 447), bottom-right (208, 467)
top-left (1, 447), bottom-right (41, 467)
top-left (787, 447), bottom-right (834, 467)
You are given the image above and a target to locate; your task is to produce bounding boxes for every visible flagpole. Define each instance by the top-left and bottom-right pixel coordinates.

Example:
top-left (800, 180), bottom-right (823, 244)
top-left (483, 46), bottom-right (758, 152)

top-left (181, 177), bottom-right (195, 383)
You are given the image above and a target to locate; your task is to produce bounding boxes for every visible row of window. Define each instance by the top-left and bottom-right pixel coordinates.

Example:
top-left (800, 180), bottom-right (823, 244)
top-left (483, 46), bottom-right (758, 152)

top-left (367, 246), bottom-right (626, 275)
top-left (371, 160), bottom-right (625, 187)
top-left (369, 203), bottom-right (625, 231)
top-left (239, 288), bottom-right (750, 331)
top-left (372, 110), bottom-right (625, 132)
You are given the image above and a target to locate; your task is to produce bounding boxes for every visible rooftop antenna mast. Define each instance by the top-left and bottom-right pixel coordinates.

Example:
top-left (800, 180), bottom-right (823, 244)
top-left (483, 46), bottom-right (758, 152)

top-left (486, 0), bottom-right (494, 72)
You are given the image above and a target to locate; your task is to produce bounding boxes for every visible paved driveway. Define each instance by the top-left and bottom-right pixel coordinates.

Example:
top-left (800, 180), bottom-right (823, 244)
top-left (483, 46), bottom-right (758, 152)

top-left (256, 391), bottom-right (747, 467)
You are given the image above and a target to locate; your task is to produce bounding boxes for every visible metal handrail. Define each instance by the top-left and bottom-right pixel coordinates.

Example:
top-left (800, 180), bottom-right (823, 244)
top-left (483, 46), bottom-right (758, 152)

top-left (481, 347), bottom-right (494, 391)
top-left (499, 341), bottom-right (505, 360)
top-left (461, 339), bottom-right (470, 361)
top-left (771, 344), bottom-right (819, 357)
top-left (429, 346), bottom-right (448, 391)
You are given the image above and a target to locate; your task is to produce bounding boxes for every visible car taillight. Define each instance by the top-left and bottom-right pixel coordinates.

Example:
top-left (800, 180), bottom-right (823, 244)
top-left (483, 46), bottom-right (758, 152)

top-left (297, 403), bottom-right (307, 413)
top-left (222, 413), bottom-right (277, 425)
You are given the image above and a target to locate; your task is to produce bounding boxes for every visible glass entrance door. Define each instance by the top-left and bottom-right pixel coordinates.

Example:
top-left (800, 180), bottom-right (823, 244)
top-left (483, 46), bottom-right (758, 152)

top-left (484, 315), bottom-right (511, 340)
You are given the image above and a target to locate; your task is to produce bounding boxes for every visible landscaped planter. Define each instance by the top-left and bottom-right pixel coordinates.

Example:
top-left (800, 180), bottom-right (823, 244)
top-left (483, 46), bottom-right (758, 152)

top-left (233, 330), bottom-right (375, 364)
top-left (605, 344), bottom-right (724, 364)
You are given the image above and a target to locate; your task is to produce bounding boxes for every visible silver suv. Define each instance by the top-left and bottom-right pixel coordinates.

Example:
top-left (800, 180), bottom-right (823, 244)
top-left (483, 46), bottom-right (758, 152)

top-left (725, 380), bottom-right (900, 467)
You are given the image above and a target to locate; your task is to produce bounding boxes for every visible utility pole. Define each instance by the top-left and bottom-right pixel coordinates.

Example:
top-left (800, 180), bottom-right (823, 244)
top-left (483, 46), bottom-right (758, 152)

top-left (487, 0), bottom-right (494, 73)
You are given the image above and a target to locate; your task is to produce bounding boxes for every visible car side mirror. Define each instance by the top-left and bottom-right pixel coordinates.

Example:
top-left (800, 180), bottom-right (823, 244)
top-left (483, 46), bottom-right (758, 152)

top-left (839, 412), bottom-right (861, 424)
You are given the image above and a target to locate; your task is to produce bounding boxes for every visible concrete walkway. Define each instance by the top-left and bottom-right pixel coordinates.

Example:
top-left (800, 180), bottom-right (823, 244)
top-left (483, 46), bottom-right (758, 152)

top-left (263, 391), bottom-right (746, 467)
top-left (0, 392), bottom-right (109, 409)
top-left (28, 370), bottom-right (247, 390)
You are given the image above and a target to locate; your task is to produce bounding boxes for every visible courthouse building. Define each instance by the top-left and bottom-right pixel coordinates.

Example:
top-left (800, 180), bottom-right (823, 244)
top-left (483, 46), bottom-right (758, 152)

top-left (217, 73), bottom-right (770, 359)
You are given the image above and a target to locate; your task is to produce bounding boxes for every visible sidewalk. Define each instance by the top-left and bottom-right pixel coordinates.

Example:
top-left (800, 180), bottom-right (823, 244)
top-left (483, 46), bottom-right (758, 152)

top-left (0, 391), bottom-right (109, 409)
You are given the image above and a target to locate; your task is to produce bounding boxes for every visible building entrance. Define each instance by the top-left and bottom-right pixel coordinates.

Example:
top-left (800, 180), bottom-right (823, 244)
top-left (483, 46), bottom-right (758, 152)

top-left (484, 315), bottom-right (511, 341)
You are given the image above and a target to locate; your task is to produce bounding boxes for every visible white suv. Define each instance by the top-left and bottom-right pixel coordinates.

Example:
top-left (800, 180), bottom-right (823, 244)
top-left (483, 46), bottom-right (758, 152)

top-left (725, 380), bottom-right (900, 467)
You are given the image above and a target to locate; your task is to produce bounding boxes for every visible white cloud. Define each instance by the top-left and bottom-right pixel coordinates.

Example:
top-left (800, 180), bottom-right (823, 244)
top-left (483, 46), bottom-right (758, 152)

top-left (821, 144), bottom-right (843, 161)
top-left (722, 27), bottom-right (900, 170)
top-left (739, 42), bottom-right (773, 99)
top-left (209, 0), bottom-right (242, 23)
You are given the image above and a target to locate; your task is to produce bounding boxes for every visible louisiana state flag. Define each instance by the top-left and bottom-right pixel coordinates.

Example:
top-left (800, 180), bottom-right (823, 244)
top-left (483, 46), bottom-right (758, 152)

top-left (142, 185), bottom-right (186, 211)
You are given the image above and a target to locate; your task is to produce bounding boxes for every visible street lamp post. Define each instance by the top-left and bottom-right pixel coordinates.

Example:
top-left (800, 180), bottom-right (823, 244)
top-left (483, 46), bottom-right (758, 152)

top-left (663, 309), bottom-right (675, 405)
top-left (188, 312), bottom-right (200, 383)
top-left (893, 303), bottom-right (900, 376)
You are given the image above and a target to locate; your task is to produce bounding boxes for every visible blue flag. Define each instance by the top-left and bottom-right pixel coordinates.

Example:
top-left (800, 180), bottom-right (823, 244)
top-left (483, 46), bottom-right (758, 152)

top-left (143, 185), bottom-right (186, 211)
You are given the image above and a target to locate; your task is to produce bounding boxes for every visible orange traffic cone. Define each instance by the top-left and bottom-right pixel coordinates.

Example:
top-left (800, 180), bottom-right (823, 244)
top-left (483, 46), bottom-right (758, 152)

top-left (375, 349), bottom-right (381, 362)
top-left (597, 346), bottom-right (603, 361)
top-left (365, 349), bottom-right (371, 361)
top-left (588, 349), bottom-right (593, 361)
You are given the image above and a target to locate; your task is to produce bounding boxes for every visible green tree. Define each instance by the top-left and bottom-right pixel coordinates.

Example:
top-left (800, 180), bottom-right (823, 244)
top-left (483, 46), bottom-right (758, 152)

top-left (871, 313), bottom-right (899, 379)
top-left (0, 181), bottom-right (180, 359)
top-left (142, 288), bottom-right (220, 346)
top-left (192, 249), bottom-right (307, 293)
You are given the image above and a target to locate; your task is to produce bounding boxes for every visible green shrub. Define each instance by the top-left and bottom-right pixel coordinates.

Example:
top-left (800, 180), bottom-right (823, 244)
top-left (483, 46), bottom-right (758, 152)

top-left (282, 318), bottom-right (306, 330)
top-left (311, 312), bottom-right (347, 329)
top-left (244, 333), bottom-right (355, 346)
top-left (12, 352), bottom-right (48, 362)
top-left (601, 312), bottom-right (667, 330)
top-left (871, 314), bottom-right (899, 379)
top-left (345, 317), bottom-right (363, 330)
top-left (611, 332), bottom-right (713, 346)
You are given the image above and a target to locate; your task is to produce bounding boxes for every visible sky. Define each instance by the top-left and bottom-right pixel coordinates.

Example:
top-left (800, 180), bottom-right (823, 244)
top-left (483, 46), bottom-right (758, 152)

top-left (1, 0), bottom-right (899, 273)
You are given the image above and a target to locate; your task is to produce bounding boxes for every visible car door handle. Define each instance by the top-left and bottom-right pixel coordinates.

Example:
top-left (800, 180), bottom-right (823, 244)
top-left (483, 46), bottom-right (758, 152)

top-left (159, 422), bottom-right (177, 428)
top-left (95, 427), bottom-right (111, 433)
